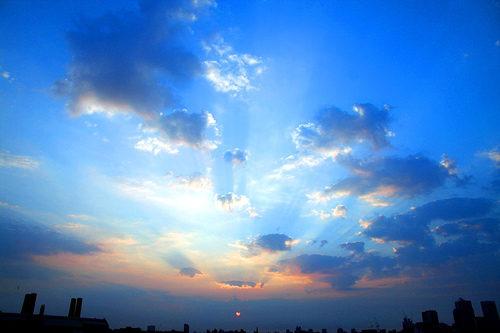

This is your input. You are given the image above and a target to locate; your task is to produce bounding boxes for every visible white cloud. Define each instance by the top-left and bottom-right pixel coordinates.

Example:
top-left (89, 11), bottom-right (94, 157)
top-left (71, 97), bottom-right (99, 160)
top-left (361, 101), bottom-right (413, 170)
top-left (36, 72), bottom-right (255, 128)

top-left (203, 36), bottom-right (265, 95)
top-left (166, 172), bottom-right (212, 191)
top-left (135, 137), bottom-right (179, 155)
top-left (215, 192), bottom-right (259, 217)
top-left (478, 147), bottom-right (500, 168)
top-left (0, 150), bottom-right (40, 170)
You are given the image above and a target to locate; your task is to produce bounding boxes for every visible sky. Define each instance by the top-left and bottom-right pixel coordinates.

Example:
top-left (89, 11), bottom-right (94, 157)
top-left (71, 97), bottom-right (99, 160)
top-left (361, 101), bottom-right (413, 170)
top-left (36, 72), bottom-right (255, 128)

top-left (1, 0), bottom-right (500, 331)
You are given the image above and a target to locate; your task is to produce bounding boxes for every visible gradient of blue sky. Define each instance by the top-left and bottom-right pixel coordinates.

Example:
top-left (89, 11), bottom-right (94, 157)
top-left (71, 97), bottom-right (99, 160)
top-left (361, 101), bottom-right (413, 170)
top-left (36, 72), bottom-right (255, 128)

top-left (1, 0), bottom-right (500, 331)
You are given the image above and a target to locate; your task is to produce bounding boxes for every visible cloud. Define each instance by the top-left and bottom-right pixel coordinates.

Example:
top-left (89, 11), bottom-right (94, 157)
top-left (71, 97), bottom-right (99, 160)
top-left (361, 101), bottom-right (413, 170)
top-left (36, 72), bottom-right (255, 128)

top-left (0, 150), bottom-right (40, 170)
top-left (203, 36), bottom-right (265, 94)
top-left (224, 148), bottom-right (249, 166)
top-left (155, 109), bottom-right (220, 151)
top-left (166, 172), bottom-right (212, 191)
top-left (320, 240), bottom-right (328, 248)
top-left (215, 192), bottom-right (259, 217)
top-left (135, 137), bottom-right (179, 155)
top-left (53, 0), bottom-right (213, 118)
top-left (308, 154), bottom-right (469, 205)
top-left (256, 233), bottom-right (296, 252)
top-left (269, 154), bottom-right (331, 180)
top-left (238, 233), bottom-right (298, 257)
top-left (360, 197), bottom-right (496, 246)
top-left (478, 147), bottom-right (500, 168)
top-left (339, 241), bottom-right (365, 254)
top-left (54, 0), bottom-right (222, 153)
top-left (0, 216), bottom-right (100, 260)
top-left (292, 104), bottom-right (393, 156)
top-left (269, 247), bottom-right (401, 290)
top-left (333, 205), bottom-right (348, 218)
top-left (179, 267), bottom-right (203, 278)
top-left (316, 205), bottom-right (348, 220)
top-left (217, 281), bottom-right (265, 289)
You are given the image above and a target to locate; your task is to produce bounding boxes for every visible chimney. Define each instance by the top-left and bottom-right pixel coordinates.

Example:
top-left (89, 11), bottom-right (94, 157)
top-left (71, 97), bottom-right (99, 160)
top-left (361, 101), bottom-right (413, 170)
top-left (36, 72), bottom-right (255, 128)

top-left (74, 298), bottom-right (83, 318)
top-left (68, 298), bottom-right (76, 317)
top-left (21, 293), bottom-right (37, 315)
top-left (39, 304), bottom-right (45, 316)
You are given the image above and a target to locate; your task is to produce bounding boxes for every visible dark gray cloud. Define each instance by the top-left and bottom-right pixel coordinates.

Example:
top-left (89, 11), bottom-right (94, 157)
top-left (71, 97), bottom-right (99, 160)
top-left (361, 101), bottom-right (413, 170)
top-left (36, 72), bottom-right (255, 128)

top-left (270, 248), bottom-right (400, 290)
top-left (218, 280), bottom-right (264, 289)
top-left (309, 154), bottom-right (469, 204)
top-left (53, 0), bottom-right (211, 118)
top-left (53, 0), bottom-right (220, 152)
top-left (293, 103), bottom-right (393, 155)
top-left (319, 240), bottom-right (328, 248)
top-left (256, 233), bottom-right (294, 252)
top-left (0, 216), bottom-right (100, 259)
top-left (179, 267), bottom-right (203, 278)
top-left (224, 148), bottom-right (248, 166)
top-left (242, 233), bottom-right (296, 256)
top-left (361, 197), bottom-right (496, 245)
top-left (339, 241), bottom-right (364, 254)
top-left (156, 109), bottom-right (219, 150)
top-left (360, 197), bottom-right (500, 279)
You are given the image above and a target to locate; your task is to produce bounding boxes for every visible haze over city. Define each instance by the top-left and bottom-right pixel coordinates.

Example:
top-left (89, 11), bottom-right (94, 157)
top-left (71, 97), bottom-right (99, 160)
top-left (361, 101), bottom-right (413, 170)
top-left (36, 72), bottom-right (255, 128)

top-left (1, 0), bottom-right (499, 331)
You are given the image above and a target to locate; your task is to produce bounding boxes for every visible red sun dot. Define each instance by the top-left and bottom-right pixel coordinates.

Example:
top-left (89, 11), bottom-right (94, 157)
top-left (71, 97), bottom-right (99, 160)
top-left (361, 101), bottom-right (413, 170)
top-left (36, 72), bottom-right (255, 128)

top-left (235, 312), bottom-right (241, 317)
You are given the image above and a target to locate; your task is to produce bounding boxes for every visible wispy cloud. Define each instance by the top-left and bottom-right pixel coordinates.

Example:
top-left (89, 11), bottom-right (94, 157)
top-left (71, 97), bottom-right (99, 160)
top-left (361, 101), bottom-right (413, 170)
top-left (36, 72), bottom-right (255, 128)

top-left (0, 217), bottom-right (100, 260)
top-left (0, 150), bottom-right (39, 170)
top-left (166, 172), bottom-right (213, 191)
top-left (478, 147), bottom-right (500, 168)
top-left (217, 280), bottom-right (265, 289)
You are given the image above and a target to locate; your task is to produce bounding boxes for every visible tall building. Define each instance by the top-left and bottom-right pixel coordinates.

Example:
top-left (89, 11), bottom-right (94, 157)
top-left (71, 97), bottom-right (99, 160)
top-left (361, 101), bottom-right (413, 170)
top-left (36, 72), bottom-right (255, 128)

top-left (422, 310), bottom-right (439, 325)
top-left (453, 298), bottom-right (476, 332)
top-left (481, 301), bottom-right (500, 330)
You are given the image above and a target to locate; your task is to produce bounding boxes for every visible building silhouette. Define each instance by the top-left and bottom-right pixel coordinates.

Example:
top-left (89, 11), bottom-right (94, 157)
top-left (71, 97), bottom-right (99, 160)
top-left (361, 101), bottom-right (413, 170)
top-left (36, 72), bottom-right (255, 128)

top-left (0, 293), bottom-right (109, 333)
top-left (453, 298), bottom-right (476, 332)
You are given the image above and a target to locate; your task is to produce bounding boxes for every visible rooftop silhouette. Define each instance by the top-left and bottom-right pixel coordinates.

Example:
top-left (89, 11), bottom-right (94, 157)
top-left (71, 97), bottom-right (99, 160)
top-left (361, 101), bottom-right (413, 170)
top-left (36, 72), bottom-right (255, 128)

top-left (1, 294), bottom-right (499, 333)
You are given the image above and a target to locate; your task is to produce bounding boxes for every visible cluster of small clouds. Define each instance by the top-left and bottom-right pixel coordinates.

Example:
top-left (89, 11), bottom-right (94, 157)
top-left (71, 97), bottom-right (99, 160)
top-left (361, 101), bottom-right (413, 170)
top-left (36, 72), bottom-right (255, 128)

top-left (268, 197), bottom-right (499, 290)
top-left (313, 205), bottom-right (347, 220)
top-left (203, 36), bottom-right (266, 95)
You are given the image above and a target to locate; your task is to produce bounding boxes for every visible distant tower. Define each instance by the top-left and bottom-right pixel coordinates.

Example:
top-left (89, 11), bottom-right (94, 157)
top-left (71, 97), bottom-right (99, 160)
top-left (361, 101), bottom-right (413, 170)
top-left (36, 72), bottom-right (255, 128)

top-left (453, 298), bottom-right (476, 332)
top-left (21, 293), bottom-right (37, 315)
top-left (481, 301), bottom-right (500, 329)
top-left (184, 323), bottom-right (190, 333)
top-left (422, 310), bottom-right (439, 325)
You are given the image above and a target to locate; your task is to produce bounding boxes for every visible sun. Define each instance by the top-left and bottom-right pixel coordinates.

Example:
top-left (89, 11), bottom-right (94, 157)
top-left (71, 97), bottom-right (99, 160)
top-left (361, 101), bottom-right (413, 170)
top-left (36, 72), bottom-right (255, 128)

top-left (235, 312), bottom-right (241, 317)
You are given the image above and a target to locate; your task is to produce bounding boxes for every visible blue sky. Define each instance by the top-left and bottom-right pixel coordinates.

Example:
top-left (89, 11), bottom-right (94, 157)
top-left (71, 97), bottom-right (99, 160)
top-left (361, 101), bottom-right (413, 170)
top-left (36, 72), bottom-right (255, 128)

top-left (1, 0), bottom-right (500, 331)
